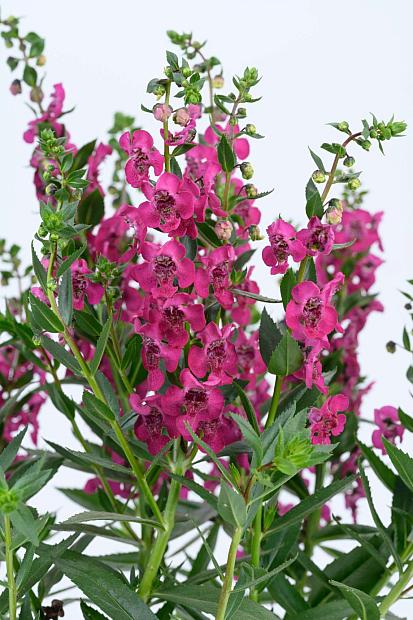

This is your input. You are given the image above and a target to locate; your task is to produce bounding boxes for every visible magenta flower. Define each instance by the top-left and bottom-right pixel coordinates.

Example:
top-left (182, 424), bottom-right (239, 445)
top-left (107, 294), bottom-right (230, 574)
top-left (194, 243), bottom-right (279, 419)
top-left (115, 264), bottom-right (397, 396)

top-left (163, 104), bottom-right (201, 146)
top-left (93, 205), bottom-right (147, 263)
top-left (372, 405), bottom-right (404, 454)
top-left (70, 259), bottom-right (104, 311)
top-left (348, 254), bottom-right (383, 293)
top-left (262, 219), bottom-right (306, 275)
top-left (297, 216), bottom-right (335, 257)
top-left (286, 273), bottom-right (344, 345)
top-left (308, 394), bottom-right (349, 444)
top-left (86, 142), bottom-right (113, 196)
top-left (130, 394), bottom-right (173, 455)
top-left (138, 172), bottom-right (197, 234)
top-left (188, 322), bottom-right (238, 385)
top-left (232, 266), bottom-right (260, 326)
top-left (290, 342), bottom-right (327, 394)
top-left (334, 208), bottom-right (384, 253)
top-left (197, 415), bottom-right (241, 452)
top-left (149, 293), bottom-right (206, 349)
top-left (134, 324), bottom-right (181, 391)
top-left (204, 122), bottom-right (250, 160)
top-left (24, 83), bottom-right (66, 143)
top-left (345, 478), bottom-right (365, 523)
top-left (119, 129), bottom-right (163, 188)
top-left (161, 369), bottom-right (224, 439)
top-left (133, 239), bottom-right (195, 299)
top-left (195, 245), bottom-right (236, 309)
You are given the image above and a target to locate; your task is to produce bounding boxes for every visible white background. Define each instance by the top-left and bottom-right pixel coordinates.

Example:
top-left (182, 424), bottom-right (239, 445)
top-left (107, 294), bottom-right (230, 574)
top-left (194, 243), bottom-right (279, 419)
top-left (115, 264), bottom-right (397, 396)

top-left (1, 0), bottom-right (413, 617)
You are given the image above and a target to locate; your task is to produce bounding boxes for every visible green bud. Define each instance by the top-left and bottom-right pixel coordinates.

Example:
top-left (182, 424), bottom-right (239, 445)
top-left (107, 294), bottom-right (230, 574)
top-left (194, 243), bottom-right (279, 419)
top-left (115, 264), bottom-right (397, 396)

top-left (338, 121), bottom-right (349, 132)
top-left (42, 170), bottom-right (51, 182)
top-left (240, 162), bottom-right (254, 180)
top-left (312, 170), bottom-right (326, 184)
top-left (47, 278), bottom-right (58, 291)
top-left (370, 128), bottom-right (378, 139)
top-left (164, 66), bottom-right (173, 78)
top-left (50, 232), bottom-right (59, 242)
top-left (389, 121), bottom-right (407, 136)
top-left (245, 124), bottom-right (256, 136)
top-left (237, 107), bottom-right (247, 118)
top-left (212, 75), bottom-right (224, 89)
top-left (45, 183), bottom-right (58, 196)
top-left (37, 54), bottom-right (46, 66)
top-left (386, 340), bottom-right (396, 353)
top-left (343, 155), bottom-right (355, 167)
top-left (153, 85), bottom-right (166, 98)
top-left (249, 225), bottom-right (264, 241)
top-left (348, 178), bottom-right (361, 191)
top-left (245, 184), bottom-right (257, 198)
top-left (182, 66), bottom-right (192, 78)
top-left (30, 86), bottom-right (44, 103)
top-left (360, 140), bottom-right (371, 151)
top-left (32, 335), bottom-right (42, 347)
top-left (37, 224), bottom-right (47, 238)
top-left (404, 303), bottom-right (412, 311)
top-left (0, 489), bottom-right (19, 513)
top-left (229, 116), bottom-right (237, 126)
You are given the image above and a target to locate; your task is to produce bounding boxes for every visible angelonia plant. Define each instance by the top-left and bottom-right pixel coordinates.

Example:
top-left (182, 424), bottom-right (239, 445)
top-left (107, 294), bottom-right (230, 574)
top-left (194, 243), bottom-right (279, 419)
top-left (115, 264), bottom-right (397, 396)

top-left (0, 14), bottom-right (412, 620)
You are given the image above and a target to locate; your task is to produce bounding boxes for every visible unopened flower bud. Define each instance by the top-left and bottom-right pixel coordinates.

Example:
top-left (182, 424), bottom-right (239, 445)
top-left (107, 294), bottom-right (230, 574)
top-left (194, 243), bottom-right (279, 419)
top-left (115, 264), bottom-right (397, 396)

top-left (240, 162), bottom-right (254, 180)
top-left (212, 75), bottom-right (224, 89)
top-left (36, 54), bottom-right (46, 66)
top-left (164, 66), bottom-right (173, 78)
top-left (347, 178), bottom-right (361, 191)
top-left (153, 85), bottom-right (166, 99)
top-left (45, 183), bottom-right (58, 196)
top-left (237, 107), bottom-right (247, 118)
top-left (343, 155), bottom-right (355, 167)
top-left (360, 140), bottom-right (371, 151)
top-left (326, 204), bottom-right (343, 225)
top-left (5, 40), bottom-right (13, 49)
top-left (338, 121), bottom-right (349, 132)
top-left (245, 124), bottom-right (256, 136)
top-left (37, 224), bottom-right (47, 237)
top-left (312, 170), bottom-right (326, 184)
top-left (186, 89), bottom-right (201, 104)
top-left (174, 107), bottom-right (190, 126)
top-left (215, 220), bottom-right (232, 241)
top-left (47, 277), bottom-right (58, 291)
top-left (0, 488), bottom-right (19, 513)
top-left (369, 128), bottom-right (378, 139)
top-left (9, 79), bottom-right (22, 96)
top-left (153, 103), bottom-right (173, 123)
top-left (405, 303), bottom-right (412, 310)
top-left (182, 66), bottom-right (192, 78)
top-left (249, 225), bottom-right (264, 241)
top-left (50, 232), bottom-right (59, 242)
top-left (386, 340), bottom-right (396, 353)
top-left (30, 85), bottom-right (44, 103)
top-left (389, 121), bottom-right (407, 136)
top-left (245, 184), bottom-right (258, 198)
top-left (32, 335), bottom-right (42, 347)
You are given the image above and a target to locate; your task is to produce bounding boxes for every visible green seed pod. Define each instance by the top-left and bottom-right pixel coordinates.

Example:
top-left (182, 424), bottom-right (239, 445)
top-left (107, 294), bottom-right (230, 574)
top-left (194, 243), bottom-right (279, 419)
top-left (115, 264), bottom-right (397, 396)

top-left (347, 178), bottom-right (361, 191)
top-left (343, 155), bottom-right (355, 167)
top-left (312, 170), bottom-right (326, 184)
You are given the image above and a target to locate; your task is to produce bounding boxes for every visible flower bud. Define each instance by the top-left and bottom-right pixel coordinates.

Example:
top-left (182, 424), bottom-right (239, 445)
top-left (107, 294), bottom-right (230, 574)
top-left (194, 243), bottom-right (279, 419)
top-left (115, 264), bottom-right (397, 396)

top-left (214, 220), bottom-right (232, 241)
top-left (32, 335), bottom-right (42, 347)
top-left (347, 178), bottom-right (361, 191)
top-left (36, 54), bottom-right (46, 66)
top-left (245, 124), bottom-right (256, 136)
top-left (312, 170), bottom-right (326, 184)
top-left (389, 121), bottom-right (407, 136)
top-left (343, 155), bottom-right (355, 167)
top-left (47, 277), bottom-right (58, 291)
top-left (153, 85), bottom-right (166, 98)
top-left (326, 204), bottom-right (343, 225)
top-left (185, 89), bottom-right (201, 104)
top-left (405, 303), bottom-right (412, 311)
top-left (45, 183), bottom-right (58, 196)
top-left (249, 225), bottom-right (264, 241)
top-left (50, 233), bottom-right (59, 242)
top-left (42, 170), bottom-right (52, 182)
top-left (360, 140), bottom-right (371, 151)
top-left (30, 86), bottom-right (44, 103)
top-left (338, 121), bottom-right (349, 132)
top-left (213, 75), bottom-right (224, 89)
top-left (37, 224), bottom-right (47, 237)
top-left (369, 128), bottom-right (377, 139)
top-left (164, 66), bottom-right (173, 78)
top-left (9, 79), bottom-right (22, 96)
top-left (173, 107), bottom-right (190, 126)
top-left (0, 488), bottom-right (19, 514)
top-left (182, 66), bottom-right (192, 78)
top-left (386, 340), bottom-right (396, 353)
top-left (240, 162), bottom-right (254, 180)
top-left (237, 107), bottom-right (247, 118)
top-left (245, 184), bottom-right (258, 198)
top-left (153, 103), bottom-right (173, 123)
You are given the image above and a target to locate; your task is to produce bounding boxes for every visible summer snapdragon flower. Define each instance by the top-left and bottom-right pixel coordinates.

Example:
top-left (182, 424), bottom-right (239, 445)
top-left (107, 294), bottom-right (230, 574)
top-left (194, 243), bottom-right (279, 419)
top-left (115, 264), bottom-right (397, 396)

top-left (297, 216), bottom-right (335, 257)
top-left (262, 219), bottom-right (306, 275)
top-left (119, 129), bottom-right (163, 188)
top-left (70, 259), bottom-right (104, 311)
top-left (308, 394), bottom-right (349, 444)
top-left (188, 322), bottom-right (238, 385)
top-left (371, 405), bottom-right (404, 454)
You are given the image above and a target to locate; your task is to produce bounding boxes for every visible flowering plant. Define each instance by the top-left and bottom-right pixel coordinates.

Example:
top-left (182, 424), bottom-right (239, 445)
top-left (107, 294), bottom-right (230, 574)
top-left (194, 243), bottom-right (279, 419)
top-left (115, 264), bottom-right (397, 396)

top-left (1, 15), bottom-right (412, 620)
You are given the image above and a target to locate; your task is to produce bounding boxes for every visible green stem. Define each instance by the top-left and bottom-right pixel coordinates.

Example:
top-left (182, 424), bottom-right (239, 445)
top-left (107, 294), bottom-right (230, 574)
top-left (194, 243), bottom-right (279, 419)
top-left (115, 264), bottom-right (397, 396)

top-left (379, 560), bottom-right (413, 616)
top-left (4, 515), bottom-right (17, 620)
top-left (223, 171), bottom-right (231, 213)
top-left (163, 81), bottom-right (171, 173)
top-left (266, 375), bottom-right (283, 429)
top-left (250, 505), bottom-right (262, 601)
top-left (297, 256), bottom-right (308, 283)
top-left (138, 477), bottom-right (181, 601)
top-left (216, 527), bottom-right (243, 620)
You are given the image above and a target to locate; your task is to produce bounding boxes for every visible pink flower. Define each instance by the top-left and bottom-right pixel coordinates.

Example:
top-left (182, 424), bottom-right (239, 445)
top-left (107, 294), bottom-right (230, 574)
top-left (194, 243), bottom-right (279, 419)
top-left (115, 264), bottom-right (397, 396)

top-left (93, 205), bottom-right (147, 263)
top-left (232, 266), bottom-right (260, 326)
top-left (262, 219), bottom-right (306, 275)
top-left (70, 259), bottom-right (104, 311)
top-left (197, 415), bottom-right (240, 452)
top-left (86, 142), bottom-right (113, 195)
top-left (138, 172), bottom-right (197, 234)
top-left (308, 394), bottom-right (349, 444)
top-left (130, 394), bottom-right (172, 455)
top-left (119, 129), bottom-right (163, 188)
top-left (348, 254), bottom-right (383, 293)
top-left (134, 324), bottom-right (181, 391)
top-left (286, 273), bottom-right (344, 345)
top-left (195, 246), bottom-right (236, 309)
top-left (204, 122), bottom-right (250, 160)
top-left (24, 83), bottom-right (66, 143)
top-left (161, 369), bottom-right (224, 440)
top-left (297, 216), bottom-right (335, 257)
top-left (334, 208), bottom-right (383, 253)
top-left (153, 103), bottom-right (173, 123)
top-left (133, 239), bottom-right (195, 299)
top-left (345, 479), bottom-right (365, 523)
top-left (290, 342), bottom-right (327, 394)
top-left (188, 322), bottom-right (238, 385)
top-left (149, 293), bottom-right (206, 349)
top-left (163, 104), bottom-right (200, 146)
top-left (372, 405), bottom-right (404, 454)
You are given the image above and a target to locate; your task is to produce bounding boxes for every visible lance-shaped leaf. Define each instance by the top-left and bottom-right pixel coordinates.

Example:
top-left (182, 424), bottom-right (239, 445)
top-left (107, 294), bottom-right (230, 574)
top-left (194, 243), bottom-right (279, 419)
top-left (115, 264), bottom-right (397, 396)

top-left (383, 438), bottom-right (413, 493)
top-left (58, 268), bottom-right (73, 326)
top-left (31, 242), bottom-right (47, 293)
top-left (29, 293), bottom-right (64, 333)
top-left (90, 317), bottom-right (112, 375)
top-left (218, 482), bottom-right (247, 528)
top-left (330, 580), bottom-right (380, 620)
top-left (217, 134), bottom-right (236, 172)
top-left (57, 244), bottom-right (86, 277)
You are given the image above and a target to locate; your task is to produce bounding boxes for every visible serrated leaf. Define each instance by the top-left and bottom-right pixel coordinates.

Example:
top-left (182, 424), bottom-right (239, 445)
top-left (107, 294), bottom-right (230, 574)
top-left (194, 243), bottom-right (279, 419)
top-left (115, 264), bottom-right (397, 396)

top-left (280, 268), bottom-right (297, 310)
top-left (58, 510), bottom-right (162, 528)
top-left (81, 601), bottom-right (109, 620)
top-left (383, 439), bottom-right (413, 493)
top-left (230, 413), bottom-right (262, 461)
top-left (232, 381), bottom-right (260, 434)
top-left (10, 505), bottom-right (39, 546)
top-left (57, 245), bottom-right (86, 277)
top-left (259, 308), bottom-right (283, 366)
top-left (398, 407), bottom-right (413, 432)
top-left (268, 332), bottom-right (303, 376)
top-left (0, 427), bottom-right (27, 472)
top-left (82, 391), bottom-right (115, 422)
top-left (359, 441), bottom-right (396, 492)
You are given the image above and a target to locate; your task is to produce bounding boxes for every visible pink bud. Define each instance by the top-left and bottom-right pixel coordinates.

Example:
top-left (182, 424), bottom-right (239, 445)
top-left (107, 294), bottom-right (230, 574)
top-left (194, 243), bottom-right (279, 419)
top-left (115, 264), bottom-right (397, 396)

top-left (214, 220), bottom-right (232, 241)
top-left (9, 79), bottom-right (22, 96)
top-left (153, 103), bottom-right (172, 123)
top-left (174, 107), bottom-right (190, 127)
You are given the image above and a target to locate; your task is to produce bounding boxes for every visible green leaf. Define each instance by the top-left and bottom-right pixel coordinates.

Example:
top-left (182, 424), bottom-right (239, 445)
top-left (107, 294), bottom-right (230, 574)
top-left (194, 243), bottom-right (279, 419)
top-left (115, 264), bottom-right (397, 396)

top-left (359, 441), bottom-right (396, 492)
top-left (0, 427), bottom-right (27, 471)
top-left (294, 599), bottom-right (354, 619)
top-left (58, 268), bottom-right (73, 326)
top-left (383, 439), bottom-right (413, 493)
top-left (232, 381), bottom-right (260, 434)
top-left (321, 142), bottom-right (346, 157)
top-left (40, 335), bottom-right (81, 375)
top-left (268, 332), bottom-right (303, 376)
top-left (308, 148), bottom-right (326, 172)
top-left (280, 268), bottom-right (297, 310)
top-left (359, 462), bottom-right (403, 573)
top-left (23, 65), bottom-right (37, 86)
top-left (77, 189), bottom-right (104, 227)
top-left (31, 243), bottom-right (47, 293)
top-left (166, 50), bottom-right (179, 70)
top-left (189, 521), bottom-right (220, 578)
top-left (217, 135), bottom-right (236, 172)
top-left (83, 390), bottom-right (116, 423)
top-left (233, 289), bottom-right (281, 304)
top-left (259, 308), bottom-right (283, 366)
top-left (168, 473), bottom-right (218, 511)
top-left (16, 546), bottom-right (35, 590)
top-left (398, 407), bottom-right (413, 432)
top-left (218, 483), bottom-right (247, 528)
top-left (29, 293), bottom-right (64, 333)
top-left (90, 318), bottom-right (112, 375)
top-left (230, 413), bottom-right (262, 461)
top-left (56, 551), bottom-right (157, 619)
top-left (57, 245), bottom-right (86, 277)
top-left (58, 510), bottom-right (162, 528)
top-left (72, 140), bottom-right (97, 171)
top-left (48, 383), bottom-right (75, 421)
top-left (330, 580), bottom-right (380, 620)
top-left (81, 601), bottom-right (109, 620)
top-left (264, 476), bottom-right (357, 537)
top-left (10, 505), bottom-right (39, 546)
top-left (18, 594), bottom-right (33, 620)
top-left (305, 179), bottom-right (323, 219)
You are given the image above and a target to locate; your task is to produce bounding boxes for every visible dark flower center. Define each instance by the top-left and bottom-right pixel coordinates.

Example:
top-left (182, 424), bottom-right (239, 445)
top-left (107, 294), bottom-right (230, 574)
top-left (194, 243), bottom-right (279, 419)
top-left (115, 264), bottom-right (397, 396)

top-left (302, 296), bottom-right (323, 328)
top-left (162, 306), bottom-right (185, 331)
top-left (207, 339), bottom-right (226, 371)
top-left (309, 226), bottom-right (329, 251)
top-left (154, 190), bottom-right (177, 225)
top-left (153, 255), bottom-right (177, 284)
top-left (269, 233), bottom-right (289, 262)
top-left (144, 409), bottom-right (163, 435)
top-left (144, 338), bottom-right (161, 369)
top-left (184, 387), bottom-right (208, 416)
top-left (236, 344), bottom-right (255, 369)
top-left (132, 148), bottom-right (150, 174)
top-left (211, 262), bottom-right (229, 290)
